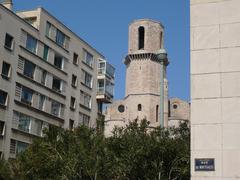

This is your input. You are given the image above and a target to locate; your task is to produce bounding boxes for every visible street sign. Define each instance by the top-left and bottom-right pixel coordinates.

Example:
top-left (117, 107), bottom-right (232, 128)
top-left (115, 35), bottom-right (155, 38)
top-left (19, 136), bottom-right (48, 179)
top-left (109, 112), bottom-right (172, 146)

top-left (195, 158), bottom-right (215, 171)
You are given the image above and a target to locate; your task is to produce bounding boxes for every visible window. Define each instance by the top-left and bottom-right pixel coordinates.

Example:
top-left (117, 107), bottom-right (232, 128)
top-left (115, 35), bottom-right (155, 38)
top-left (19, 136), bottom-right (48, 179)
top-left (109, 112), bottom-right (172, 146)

top-left (16, 141), bottom-right (28, 155)
top-left (160, 32), bottom-right (163, 48)
top-left (23, 60), bottom-right (35, 79)
top-left (18, 113), bottom-right (31, 133)
top-left (72, 74), bottom-right (77, 87)
top-left (97, 79), bottom-right (104, 94)
top-left (43, 45), bottom-right (49, 61)
top-left (73, 53), bottom-right (79, 65)
top-left (26, 34), bottom-right (37, 54)
top-left (98, 62), bottom-right (105, 74)
top-left (4, 33), bottom-right (14, 50)
top-left (79, 113), bottom-right (90, 126)
top-left (156, 105), bottom-right (159, 122)
top-left (38, 95), bottom-right (45, 111)
top-left (54, 53), bottom-right (64, 69)
top-left (45, 22), bottom-right (51, 37)
top-left (69, 119), bottom-right (74, 130)
top-left (1, 61), bottom-right (11, 79)
top-left (41, 70), bottom-right (47, 85)
top-left (138, 26), bottom-right (145, 50)
top-left (21, 87), bottom-right (33, 105)
top-left (82, 70), bottom-right (92, 88)
top-left (138, 104), bottom-right (142, 111)
top-left (80, 91), bottom-right (91, 109)
top-left (51, 100), bottom-right (61, 117)
top-left (0, 121), bottom-right (5, 136)
top-left (118, 105), bottom-right (125, 113)
top-left (52, 77), bottom-right (62, 92)
top-left (56, 29), bottom-right (65, 47)
top-left (173, 104), bottom-right (178, 109)
top-left (0, 90), bottom-right (8, 106)
top-left (84, 50), bottom-right (93, 67)
top-left (10, 139), bottom-right (28, 155)
top-left (70, 97), bottom-right (76, 110)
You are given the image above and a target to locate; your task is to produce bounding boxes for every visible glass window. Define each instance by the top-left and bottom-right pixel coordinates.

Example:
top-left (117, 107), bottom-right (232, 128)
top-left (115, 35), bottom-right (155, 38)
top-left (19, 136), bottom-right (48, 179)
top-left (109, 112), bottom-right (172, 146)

top-left (52, 77), bottom-right (62, 92)
top-left (72, 74), bottom-right (77, 87)
top-left (43, 45), bottom-right (49, 61)
top-left (0, 121), bottom-right (5, 136)
top-left (80, 91), bottom-right (91, 109)
top-left (73, 53), bottom-right (78, 65)
top-left (23, 60), bottom-right (35, 79)
top-left (69, 119), bottom-right (74, 130)
top-left (106, 62), bottom-right (115, 78)
top-left (0, 90), bottom-right (8, 106)
top-left (82, 70), bottom-right (92, 88)
top-left (54, 53), bottom-right (64, 69)
top-left (1, 62), bottom-right (11, 78)
top-left (97, 79), bottom-right (104, 94)
top-left (4, 33), bottom-right (14, 50)
top-left (79, 113), bottom-right (90, 126)
top-left (21, 87), bottom-right (33, 105)
top-left (70, 97), bottom-right (76, 110)
top-left (26, 34), bottom-right (37, 54)
top-left (16, 141), bottom-right (28, 155)
top-left (98, 62), bottom-right (105, 74)
top-left (18, 113), bottom-right (31, 133)
top-left (45, 22), bottom-right (51, 37)
top-left (56, 29), bottom-right (65, 47)
top-left (41, 70), bottom-right (47, 85)
top-left (51, 100), bottom-right (61, 117)
top-left (84, 50), bottom-right (93, 67)
top-left (38, 95), bottom-right (45, 111)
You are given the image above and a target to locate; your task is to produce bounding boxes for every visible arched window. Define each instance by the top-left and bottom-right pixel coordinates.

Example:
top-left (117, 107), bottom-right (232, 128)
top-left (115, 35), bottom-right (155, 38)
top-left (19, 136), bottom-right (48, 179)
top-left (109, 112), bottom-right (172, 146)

top-left (138, 104), bottom-right (142, 111)
top-left (138, 26), bottom-right (145, 50)
top-left (160, 32), bottom-right (163, 48)
top-left (156, 105), bottom-right (159, 122)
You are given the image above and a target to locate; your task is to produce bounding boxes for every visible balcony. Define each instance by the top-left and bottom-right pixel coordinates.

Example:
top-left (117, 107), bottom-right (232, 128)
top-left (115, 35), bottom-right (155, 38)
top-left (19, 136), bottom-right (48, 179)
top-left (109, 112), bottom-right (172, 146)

top-left (97, 59), bottom-right (115, 103)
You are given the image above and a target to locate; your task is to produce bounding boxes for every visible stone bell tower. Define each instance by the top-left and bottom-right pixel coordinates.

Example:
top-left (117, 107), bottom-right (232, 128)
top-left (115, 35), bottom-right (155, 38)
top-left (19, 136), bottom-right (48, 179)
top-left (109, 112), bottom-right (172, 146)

top-left (124, 19), bottom-right (169, 126)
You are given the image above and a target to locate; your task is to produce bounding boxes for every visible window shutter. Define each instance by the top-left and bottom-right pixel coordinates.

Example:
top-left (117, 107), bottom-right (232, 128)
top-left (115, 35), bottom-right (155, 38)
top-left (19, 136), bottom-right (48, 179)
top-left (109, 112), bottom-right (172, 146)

top-left (15, 84), bottom-right (22, 101)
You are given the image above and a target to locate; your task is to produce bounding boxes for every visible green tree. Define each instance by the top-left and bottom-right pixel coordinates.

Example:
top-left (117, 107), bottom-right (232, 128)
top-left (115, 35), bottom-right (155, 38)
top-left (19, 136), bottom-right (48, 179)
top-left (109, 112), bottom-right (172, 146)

top-left (1, 119), bottom-right (190, 180)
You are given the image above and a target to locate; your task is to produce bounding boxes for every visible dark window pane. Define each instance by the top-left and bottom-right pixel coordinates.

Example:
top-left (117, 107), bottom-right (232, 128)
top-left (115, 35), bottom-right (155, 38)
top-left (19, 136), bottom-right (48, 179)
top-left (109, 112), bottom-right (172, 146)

top-left (26, 34), bottom-right (37, 54)
top-left (52, 77), bottom-right (61, 92)
top-left (43, 45), bottom-right (49, 61)
top-left (2, 62), bottom-right (10, 77)
top-left (56, 30), bottom-right (65, 47)
top-left (138, 26), bottom-right (145, 50)
top-left (21, 87), bottom-right (33, 105)
top-left (4, 33), bottom-right (13, 49)
top-left (54, 54), bottom-right (63, 69)
top-left (0, 90), bottom-right (7, 106)
top-left (24, 60), bottom-right (35, 78)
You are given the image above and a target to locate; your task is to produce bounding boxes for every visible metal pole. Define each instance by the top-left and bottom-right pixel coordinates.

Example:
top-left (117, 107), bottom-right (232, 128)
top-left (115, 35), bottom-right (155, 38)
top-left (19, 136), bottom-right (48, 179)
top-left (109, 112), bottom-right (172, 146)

top-left (159, 61), bottom-right (164, 127)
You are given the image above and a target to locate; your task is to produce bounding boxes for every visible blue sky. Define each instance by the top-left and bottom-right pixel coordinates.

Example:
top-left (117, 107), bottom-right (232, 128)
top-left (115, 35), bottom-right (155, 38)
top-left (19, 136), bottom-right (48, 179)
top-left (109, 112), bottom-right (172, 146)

top-left (14, 0), bottom-right (190, 101)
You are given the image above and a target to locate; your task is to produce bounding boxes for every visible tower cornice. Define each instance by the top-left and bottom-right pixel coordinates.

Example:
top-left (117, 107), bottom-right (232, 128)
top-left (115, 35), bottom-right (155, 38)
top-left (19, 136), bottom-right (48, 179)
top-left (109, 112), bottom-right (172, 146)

top-left (124, 53), bottom-right (169, 66)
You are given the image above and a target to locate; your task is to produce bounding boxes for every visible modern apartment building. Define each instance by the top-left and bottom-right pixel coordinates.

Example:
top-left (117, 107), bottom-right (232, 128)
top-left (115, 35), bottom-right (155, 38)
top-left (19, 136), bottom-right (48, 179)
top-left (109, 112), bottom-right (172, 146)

top-left (0, 1), bottom-right (114, 159)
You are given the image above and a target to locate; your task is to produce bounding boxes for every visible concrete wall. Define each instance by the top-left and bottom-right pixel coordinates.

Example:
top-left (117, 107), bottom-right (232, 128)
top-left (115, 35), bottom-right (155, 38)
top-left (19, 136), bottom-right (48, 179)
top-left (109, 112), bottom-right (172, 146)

top-left (191, 0), bottom-right (240, 179)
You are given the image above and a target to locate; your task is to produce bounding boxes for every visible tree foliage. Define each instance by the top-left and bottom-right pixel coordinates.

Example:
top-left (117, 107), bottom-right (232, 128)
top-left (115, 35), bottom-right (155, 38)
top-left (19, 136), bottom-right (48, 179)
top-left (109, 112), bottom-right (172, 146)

top-left (1, 119), bottom-right (190, 180)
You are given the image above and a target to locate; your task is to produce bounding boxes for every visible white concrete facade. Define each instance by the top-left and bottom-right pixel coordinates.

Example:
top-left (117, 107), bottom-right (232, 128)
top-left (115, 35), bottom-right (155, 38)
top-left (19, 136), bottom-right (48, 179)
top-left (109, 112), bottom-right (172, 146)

top-left (191, 0), bottom-right (240, 179)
